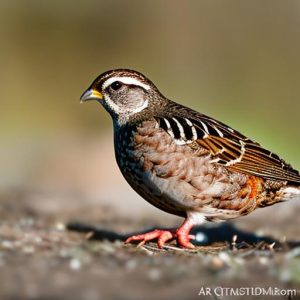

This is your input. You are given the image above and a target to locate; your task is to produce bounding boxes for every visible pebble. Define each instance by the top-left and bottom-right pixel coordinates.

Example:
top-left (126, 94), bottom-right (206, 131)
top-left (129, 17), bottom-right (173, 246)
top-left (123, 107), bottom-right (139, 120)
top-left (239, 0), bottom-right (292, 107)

top-left (279, 268), bottom-right (291, 282)
top-left (218, 251), bottom-right (231, 264)
top-left (55, 222), bottom-right (66, 231)
top-left (284, 247), bottom-right (300, 260)
top-left (1, 240), bottom-right (14, 249)
top-left (69, 258), bottom-right (81, 271)
top-left (210, 256), bottom-right (225, 269)
top-left (148, 268), bottom-right (161, 281)
top-left (259, 256), bottom-right (269, 265)
top-left (22, 246), bottom-right (35, 254)
top-left (125, 259), bottom-right (137, 270)
top-left (34, 236), bottom-right (43, 244)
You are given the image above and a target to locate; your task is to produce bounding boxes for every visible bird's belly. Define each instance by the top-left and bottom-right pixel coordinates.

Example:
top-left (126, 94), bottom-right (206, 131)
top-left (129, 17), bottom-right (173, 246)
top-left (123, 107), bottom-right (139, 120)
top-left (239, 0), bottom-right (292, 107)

top-left (117, 157), bottom-right (191, 216)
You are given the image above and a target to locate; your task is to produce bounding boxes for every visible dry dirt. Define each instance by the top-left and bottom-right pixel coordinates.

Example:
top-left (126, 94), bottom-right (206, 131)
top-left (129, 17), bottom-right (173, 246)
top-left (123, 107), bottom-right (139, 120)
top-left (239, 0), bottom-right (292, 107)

top-left (1, 188), bottom-right (300, 300)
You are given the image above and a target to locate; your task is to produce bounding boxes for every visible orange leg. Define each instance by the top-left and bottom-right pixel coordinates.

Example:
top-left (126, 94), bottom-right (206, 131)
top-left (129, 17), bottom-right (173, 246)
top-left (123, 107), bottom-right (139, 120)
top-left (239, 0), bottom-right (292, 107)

top-left (176, 218), bottom-right (196, 248)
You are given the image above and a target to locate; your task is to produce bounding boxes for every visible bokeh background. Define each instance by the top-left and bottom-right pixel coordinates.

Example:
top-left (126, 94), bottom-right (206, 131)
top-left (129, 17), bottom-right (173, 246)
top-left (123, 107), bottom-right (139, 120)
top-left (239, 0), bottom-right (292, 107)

top-left (2, 0), bottom-right (300, 196)
top-left (1, 1), bottom-right (300, 299)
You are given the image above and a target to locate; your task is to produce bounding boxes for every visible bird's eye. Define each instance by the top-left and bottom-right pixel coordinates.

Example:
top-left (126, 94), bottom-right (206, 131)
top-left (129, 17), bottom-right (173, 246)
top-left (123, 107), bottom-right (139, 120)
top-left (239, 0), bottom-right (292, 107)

top-left (110, 81), bottom-right (122, 91)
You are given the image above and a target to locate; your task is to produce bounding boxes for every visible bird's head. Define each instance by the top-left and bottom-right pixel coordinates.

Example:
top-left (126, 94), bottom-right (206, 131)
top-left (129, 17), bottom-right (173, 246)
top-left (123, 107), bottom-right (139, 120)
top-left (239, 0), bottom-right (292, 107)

top-left (80, 69), bottom-right (163, 123)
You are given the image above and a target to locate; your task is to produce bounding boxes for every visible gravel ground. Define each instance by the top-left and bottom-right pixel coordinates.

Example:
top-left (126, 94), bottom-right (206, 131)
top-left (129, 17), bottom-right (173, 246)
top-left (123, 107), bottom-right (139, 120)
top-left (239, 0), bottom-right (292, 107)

top-left (1, 189), bottom-right (300, 300)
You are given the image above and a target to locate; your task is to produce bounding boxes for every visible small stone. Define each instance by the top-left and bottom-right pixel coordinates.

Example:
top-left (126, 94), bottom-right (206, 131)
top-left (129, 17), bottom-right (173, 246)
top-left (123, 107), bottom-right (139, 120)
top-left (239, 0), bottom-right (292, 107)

top-left (34, 236), bottom-right (43, 244)
top-left (148, 268), bottom-right (161, 281)
top-left (259, 257), bottom-right (269, 265)
top-left (55, 222), bottom-right (66, 231)
top-left (1, 240), bottom-right (14, 249)
top-left (69, 258), bottom-right (81, 271)
top-left (20, 218), bottom-right (34, 227)
top-left (22, 246), bottom-right (35, 254)
top-left (99, 242), bottom-right (116, 253)
top-left (125, 259), bottom-right (137, 270)
top-left (285, 247), bottom-right (300, 260)
top-left (210, 256), bottom-right (225, 269)
top-left (280, 269), bottom-right (291, 282)
top-left (218, 251), bottom-right (231, 264)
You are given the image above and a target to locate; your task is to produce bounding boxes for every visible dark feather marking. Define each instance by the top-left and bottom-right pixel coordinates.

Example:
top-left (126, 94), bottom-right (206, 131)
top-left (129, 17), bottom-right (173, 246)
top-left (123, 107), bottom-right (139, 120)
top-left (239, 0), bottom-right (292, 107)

top-left (158, 118), bottom-right (168, 132)
top-left (167, 118), bottom-right (181, 139)
top-left (155, 103), bottom-right (300, 184)
top-left (205, 122), bottom-right (222, 137)
top-left (194, 125), bottom-right (206, 139)
top-left (180, 118), bottom-right (194, 140)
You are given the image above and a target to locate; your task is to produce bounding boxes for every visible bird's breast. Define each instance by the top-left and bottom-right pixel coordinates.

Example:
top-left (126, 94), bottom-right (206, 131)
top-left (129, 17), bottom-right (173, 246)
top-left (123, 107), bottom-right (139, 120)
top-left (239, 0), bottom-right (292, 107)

top-left (113, 120), bottom-right (221, 215)
top-left (112, 119), bottom-right (278, 220)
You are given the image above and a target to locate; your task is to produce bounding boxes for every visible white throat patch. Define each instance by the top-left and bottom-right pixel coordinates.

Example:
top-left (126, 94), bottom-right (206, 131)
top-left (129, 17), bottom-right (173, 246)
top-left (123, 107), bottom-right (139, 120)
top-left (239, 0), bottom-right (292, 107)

top-left (102, 76), bottom-right (151, 91)
top-left (103, 94), bottom-right (121, 114)
top-left (103, 95), bottom-right (149, 124)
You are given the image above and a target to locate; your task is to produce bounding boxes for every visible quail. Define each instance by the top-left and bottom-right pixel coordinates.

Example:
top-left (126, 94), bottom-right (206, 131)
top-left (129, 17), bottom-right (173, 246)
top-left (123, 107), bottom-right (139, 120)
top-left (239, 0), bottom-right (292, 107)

top-left (80, 69), bottom-right (300, 249)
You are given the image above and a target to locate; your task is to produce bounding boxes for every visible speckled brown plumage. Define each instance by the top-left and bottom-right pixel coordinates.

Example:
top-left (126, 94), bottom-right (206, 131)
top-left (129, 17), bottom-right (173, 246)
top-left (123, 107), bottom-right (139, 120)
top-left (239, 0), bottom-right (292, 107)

top-left (81, 69), bottom-right (300, 248)
top-left (116, 119), bottom-right (290, 219)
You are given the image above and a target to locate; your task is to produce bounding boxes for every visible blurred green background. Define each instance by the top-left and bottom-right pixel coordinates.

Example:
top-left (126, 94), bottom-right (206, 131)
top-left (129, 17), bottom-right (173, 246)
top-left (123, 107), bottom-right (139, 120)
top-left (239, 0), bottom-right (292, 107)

top-left (1, 0), bottom-right (300, 197)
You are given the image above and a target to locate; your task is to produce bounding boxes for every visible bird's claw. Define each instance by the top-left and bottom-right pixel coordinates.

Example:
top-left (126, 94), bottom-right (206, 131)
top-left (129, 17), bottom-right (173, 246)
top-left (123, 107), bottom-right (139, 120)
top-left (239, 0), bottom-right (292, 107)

top-left (125, 229), bottom-right (174, 248)
top-left (125, 229), bottom-right (195, 249)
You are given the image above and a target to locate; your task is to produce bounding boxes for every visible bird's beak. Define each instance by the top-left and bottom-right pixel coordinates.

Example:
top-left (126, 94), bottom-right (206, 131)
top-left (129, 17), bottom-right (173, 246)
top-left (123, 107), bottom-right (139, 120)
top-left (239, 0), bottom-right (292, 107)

top-left (80, 89), bottom-right (103, 103)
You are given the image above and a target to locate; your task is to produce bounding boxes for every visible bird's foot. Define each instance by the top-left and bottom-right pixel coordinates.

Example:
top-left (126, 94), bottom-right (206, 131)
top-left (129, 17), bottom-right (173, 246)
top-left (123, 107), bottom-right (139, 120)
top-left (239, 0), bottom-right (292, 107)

top-left (125, 227), bottom-right (195, 249)
top-left (125, 229), bottom-right (174, 248)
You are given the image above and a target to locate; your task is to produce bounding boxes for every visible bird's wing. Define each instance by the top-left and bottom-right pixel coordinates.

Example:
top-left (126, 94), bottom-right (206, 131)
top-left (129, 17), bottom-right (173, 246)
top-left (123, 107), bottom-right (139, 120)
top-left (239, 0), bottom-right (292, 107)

top-left (155, 105), bottom-right (300, 184)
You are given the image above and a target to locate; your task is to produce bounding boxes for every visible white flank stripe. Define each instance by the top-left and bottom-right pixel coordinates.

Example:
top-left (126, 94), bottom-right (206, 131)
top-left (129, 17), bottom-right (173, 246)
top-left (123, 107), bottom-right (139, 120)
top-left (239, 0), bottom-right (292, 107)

top-left (185, 118), bottom-right (197, 140)
top-left (185, 118), bottom-right (193, 126)
top-left (214, 126), bottom-right (224, 137)
top-left (102, 76), bottom-right (151, 90)
top-left (172, 118), bottom-right (185, 139)
top-left (200, 121), bottom-right (209, 134)
top-left (163, 118), bottom-right (175, 138)
top-left (200, 121), bottom-right (209, 138)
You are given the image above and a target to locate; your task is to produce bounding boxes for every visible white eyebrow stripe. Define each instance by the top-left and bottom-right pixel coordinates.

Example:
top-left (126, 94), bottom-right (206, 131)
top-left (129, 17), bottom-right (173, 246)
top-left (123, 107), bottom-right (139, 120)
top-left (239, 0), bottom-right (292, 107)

top-left (102, 76), bottom-right (151, 90)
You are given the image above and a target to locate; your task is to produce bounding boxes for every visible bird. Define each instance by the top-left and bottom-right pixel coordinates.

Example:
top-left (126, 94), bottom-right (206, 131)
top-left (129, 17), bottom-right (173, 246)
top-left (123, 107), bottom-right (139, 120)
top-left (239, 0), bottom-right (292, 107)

top-left (80, 69), bottom-right (300, 249)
